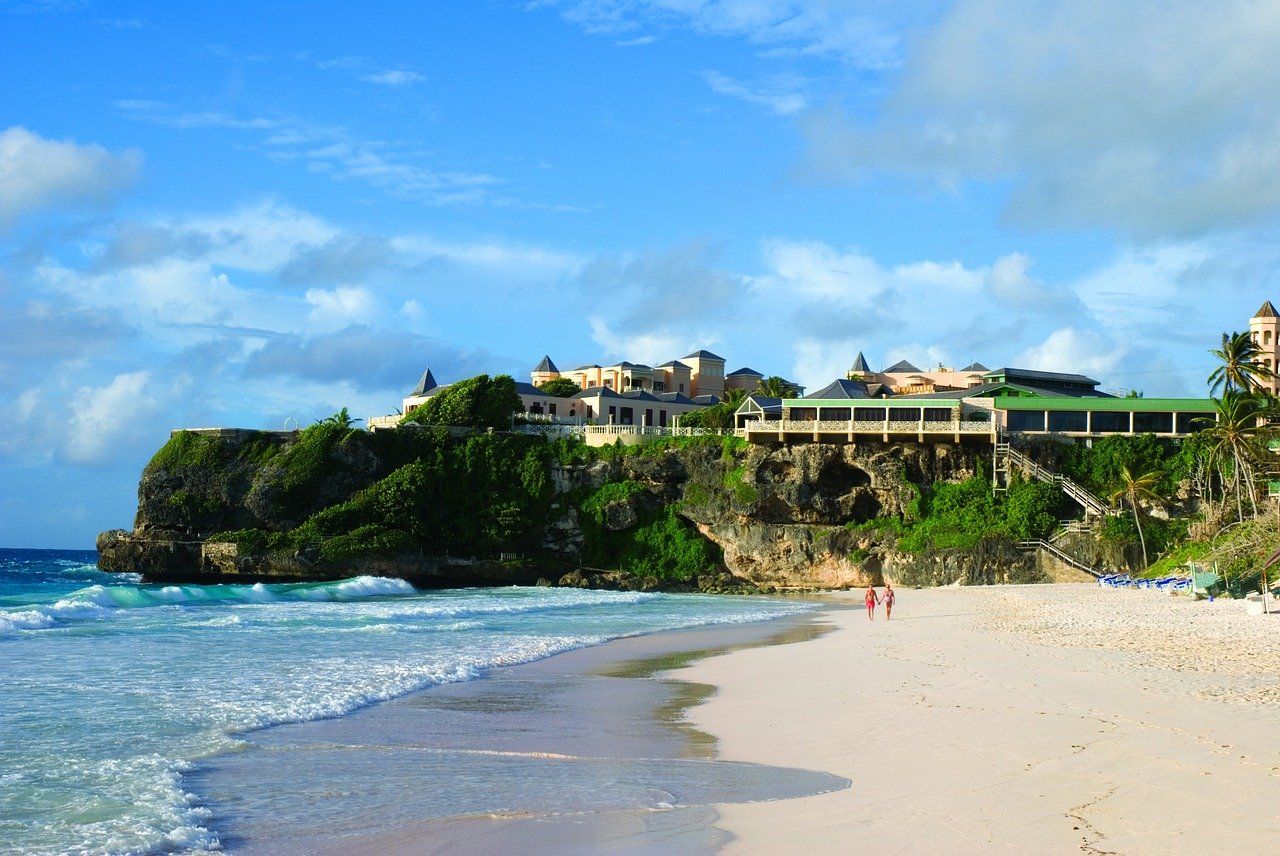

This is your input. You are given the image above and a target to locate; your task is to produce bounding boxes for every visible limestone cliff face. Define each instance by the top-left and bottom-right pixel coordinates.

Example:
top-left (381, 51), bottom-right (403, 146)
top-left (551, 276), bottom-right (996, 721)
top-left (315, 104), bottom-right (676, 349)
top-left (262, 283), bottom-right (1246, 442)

top-left (539, 439), bottom-right (1041, 589)
top-left (98, 430), bottom-right (1044, 589)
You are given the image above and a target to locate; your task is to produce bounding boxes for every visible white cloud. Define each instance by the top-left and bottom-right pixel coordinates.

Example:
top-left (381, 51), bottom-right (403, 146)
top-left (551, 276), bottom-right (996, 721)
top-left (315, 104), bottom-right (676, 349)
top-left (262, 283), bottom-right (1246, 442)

top-left (0, 127), bottom-right (140, 230)
top-left (540, 0), bottom-right (908, 68)
top-left (802, 0), bottom-right (1280, 237)
top-left (63, 370), bottom-right (185, 466)
top-left (588, 318), bottom-right (687, 366)
top-left (305, 286), bottom-right (379, 328)
top-left (704, 71), bottom-right (807, 115)
top-left (360, 70), bottom-right (426, 86)
top-left (1015, 327), bottom-right (1124, 382)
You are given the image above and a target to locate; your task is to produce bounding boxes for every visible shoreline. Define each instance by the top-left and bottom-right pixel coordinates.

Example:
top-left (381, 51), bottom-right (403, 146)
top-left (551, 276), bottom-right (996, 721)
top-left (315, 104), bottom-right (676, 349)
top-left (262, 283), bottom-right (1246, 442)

top-left (681, 584), bottom-right (1280, 855)
top-left (193, 610), bottom-right (846, 854)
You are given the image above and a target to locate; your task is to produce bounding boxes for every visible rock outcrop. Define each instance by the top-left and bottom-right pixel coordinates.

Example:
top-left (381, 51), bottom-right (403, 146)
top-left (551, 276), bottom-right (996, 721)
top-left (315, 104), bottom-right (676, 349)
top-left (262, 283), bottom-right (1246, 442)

top-left (98, 429), bottom-right (1046, 589)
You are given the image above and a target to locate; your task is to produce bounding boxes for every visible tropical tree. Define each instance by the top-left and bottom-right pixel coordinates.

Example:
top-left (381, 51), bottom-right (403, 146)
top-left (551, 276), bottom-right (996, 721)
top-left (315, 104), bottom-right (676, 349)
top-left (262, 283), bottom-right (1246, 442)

top-left (1199, 391), bottom-right (1269, 521)
top-left (722, 387), bottom-right (748, 408)
top-left (1108, 466), bottom-right (1163, 569)
top-left (538, 377), bottom-right (582, 398)
top-left (756, 376), bottom-right (798, 398)
top-left (1208, 330), bottom-right (1273, 396)
top-left (404, 374), bottom-right (522, 430)
top-left (319, 407), bottom-right (360, 427)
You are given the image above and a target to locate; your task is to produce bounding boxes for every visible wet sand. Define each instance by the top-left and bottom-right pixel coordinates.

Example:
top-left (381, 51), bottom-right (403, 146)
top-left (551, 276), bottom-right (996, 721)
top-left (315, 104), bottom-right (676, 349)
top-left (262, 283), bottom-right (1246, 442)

top-left (194, 615), bottom-right (846, 855)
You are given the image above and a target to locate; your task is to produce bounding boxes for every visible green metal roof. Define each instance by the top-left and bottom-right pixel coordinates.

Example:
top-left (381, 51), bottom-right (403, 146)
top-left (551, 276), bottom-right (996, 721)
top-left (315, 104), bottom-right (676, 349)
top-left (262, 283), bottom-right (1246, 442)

top-left (994, 397), bottom-right (1216, 412)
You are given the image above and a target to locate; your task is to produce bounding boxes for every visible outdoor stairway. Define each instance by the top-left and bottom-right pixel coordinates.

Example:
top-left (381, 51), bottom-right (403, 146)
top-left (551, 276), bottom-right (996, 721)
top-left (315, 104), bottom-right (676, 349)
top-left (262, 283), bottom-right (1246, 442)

top-left (994, 443), bottom-right (1116, 518)
top-left (1016, 538), bottom-right (1102, 578)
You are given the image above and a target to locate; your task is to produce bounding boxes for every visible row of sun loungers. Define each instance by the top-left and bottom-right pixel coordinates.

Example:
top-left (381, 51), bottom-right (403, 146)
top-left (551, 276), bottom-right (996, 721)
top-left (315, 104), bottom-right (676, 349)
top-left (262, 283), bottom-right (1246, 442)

top-left (1098, 574), bottom-right (1191, 592)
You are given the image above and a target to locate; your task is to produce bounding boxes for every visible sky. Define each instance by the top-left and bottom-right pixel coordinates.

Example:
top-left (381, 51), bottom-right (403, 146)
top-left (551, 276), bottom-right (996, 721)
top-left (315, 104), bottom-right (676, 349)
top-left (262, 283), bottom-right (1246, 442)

top-left (3, 0), bottom-right (1280, 547)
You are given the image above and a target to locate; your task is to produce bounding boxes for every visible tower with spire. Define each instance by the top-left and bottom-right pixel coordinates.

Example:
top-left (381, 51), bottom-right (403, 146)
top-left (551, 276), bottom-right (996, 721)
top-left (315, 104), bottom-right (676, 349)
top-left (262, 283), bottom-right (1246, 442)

top-left (1249, 301), bottom-right (1279, 394)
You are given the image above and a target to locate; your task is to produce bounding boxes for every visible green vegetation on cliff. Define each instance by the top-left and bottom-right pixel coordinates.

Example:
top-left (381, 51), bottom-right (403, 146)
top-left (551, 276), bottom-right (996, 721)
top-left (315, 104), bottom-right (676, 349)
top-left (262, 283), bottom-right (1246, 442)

top-left (852, 471), bottom-right (1065, 553)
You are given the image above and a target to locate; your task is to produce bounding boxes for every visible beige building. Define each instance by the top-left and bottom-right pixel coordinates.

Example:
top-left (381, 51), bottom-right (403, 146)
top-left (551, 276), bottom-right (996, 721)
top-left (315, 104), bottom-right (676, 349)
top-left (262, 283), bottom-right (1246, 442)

top-left (847, 351), bottom-right (990, 395)
top-left (531, 350), bottom-right (727, 398)
top-left (1249, 300), bottom-right (1279, 394)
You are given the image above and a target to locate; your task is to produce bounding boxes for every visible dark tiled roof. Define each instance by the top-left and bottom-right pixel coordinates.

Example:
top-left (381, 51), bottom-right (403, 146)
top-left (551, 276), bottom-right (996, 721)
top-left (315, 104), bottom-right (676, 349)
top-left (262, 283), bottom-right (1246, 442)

top-left (533, 355), bottom-right (558, 373)
top-left (883, 359), bottom-right (921, 373)
top-left (727, 366), bottom-right (763, 378)
top-left (656, 360), bottom-right (690, 369)
top-left (1255, 300), bottom-right (1279, 319)
top-left (959, 362), bottom-right (989, 372)
top-left (683, 349), bottom-right (725, 362)
top-left (983, 366), bottom-right (1099, 386)
top-left (513, 382), bottom-right (550, 397)
top-left (803, 379), bottom-right (871, 400)
top-left (409, 368), bottom-right (438, 397)
top-left (691, 394), bottom-right (720, 405)
top-left (653, 392), bottom-right (696, 404)
top-left (572, 364), bottom-right (602, 371)
top-left (739, 394), bottom-right (783, 414)
top-left (849, 351), bottom-right (871, 373)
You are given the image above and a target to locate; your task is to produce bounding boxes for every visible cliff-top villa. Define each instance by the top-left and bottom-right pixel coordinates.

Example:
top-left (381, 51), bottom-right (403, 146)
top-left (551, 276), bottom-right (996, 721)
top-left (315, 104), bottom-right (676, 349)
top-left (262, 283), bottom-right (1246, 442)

top-left (370, 308), bottom-right (1252, 447)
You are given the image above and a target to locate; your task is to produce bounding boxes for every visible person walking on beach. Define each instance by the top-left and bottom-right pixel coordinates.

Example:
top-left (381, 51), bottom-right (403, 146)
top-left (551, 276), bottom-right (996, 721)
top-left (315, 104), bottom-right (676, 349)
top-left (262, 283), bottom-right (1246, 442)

top-left (864, 584), bottom-right (879, 620)
top-left (882, 582), bottom-right (895, 620)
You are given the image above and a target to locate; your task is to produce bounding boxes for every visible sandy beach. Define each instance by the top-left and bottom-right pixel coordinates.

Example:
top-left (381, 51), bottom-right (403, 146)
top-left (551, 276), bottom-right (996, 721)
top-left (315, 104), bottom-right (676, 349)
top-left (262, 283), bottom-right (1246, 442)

top-left (684, 584), bottom-right (1280, 855)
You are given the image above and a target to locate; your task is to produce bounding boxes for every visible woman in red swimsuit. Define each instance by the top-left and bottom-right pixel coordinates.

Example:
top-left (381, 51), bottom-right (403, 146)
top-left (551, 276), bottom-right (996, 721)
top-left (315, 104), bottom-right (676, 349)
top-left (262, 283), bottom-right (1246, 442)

top-left (864, 584), bottom-right (879, 620)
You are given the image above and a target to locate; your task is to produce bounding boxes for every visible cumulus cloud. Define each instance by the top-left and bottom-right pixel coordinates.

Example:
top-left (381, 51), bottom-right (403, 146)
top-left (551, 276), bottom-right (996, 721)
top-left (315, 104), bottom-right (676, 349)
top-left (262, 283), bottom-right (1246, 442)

top-left (572, 241), bottom-right (742, 362)
top-left (0, 127), bottom-right (140, 230)
top-left (801, 0), bottom-right (1280, 237)
top-left (63, 370), bottom-right (186, 466)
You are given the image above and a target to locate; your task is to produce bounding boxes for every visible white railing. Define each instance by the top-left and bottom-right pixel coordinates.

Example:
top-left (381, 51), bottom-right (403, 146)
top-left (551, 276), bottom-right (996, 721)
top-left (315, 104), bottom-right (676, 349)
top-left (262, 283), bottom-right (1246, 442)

top-left (746, 419), bottom-right (993, 435)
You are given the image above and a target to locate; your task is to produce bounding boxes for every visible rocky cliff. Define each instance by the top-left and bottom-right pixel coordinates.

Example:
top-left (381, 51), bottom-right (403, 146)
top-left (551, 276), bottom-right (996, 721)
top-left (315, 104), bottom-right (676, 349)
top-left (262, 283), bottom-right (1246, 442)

top-left (98, 428), bottom-right (1047, 589)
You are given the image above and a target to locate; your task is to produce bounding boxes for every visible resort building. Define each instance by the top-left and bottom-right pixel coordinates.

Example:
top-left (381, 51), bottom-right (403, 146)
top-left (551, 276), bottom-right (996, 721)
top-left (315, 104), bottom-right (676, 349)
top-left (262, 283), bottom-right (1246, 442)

top-left (1249, 300), bottom-right (1279, 395)
top-left (531, 350), bottom-right (724, 398)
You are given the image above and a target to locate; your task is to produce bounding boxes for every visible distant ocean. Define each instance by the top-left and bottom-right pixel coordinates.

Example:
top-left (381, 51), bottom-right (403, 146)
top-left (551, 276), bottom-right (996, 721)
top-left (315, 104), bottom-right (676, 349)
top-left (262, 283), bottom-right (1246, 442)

top-left (0, 548), bottom-right (816, 855)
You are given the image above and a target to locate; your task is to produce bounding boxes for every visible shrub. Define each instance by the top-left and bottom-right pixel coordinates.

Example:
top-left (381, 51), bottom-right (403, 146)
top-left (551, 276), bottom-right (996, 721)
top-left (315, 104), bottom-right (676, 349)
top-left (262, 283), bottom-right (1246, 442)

top-left (403, 374), bottom-right (522, 429)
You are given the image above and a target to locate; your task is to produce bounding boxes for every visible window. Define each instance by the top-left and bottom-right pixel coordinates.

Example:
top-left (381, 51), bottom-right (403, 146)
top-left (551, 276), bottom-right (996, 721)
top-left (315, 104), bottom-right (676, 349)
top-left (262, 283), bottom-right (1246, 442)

top-left (888, 407), bottom-right (921, 422)
top-left (819, 407), bottom-right (851, 421)
top-left (1047, 411), bottom-right (1088, 432)
top-left (1007, 410), bottom-right (1046, 432)
top-left (549, 403), bottom-right (557, 416)
top-left (659, 410), bottom-right (668, 427)
top-left (645, 408), bottom-right (653, 426)
top-left (1266, 330), bottom-right (1273, 345)
top-left (654, 381), bottom-right (664, 392)
top-left (1133, 412), bottom-right (1173, 433)
top-left (789, 407), bottom-right (817, 421)
top-left (679, 383), bottom-right (685, 393)
top-left (620, 406), bottom-right (634, 425)
top-left (854, 407), bottom-right (884, 421)
top-left (604, 379), bottom-right (612, 389)
top-left (923, 408), bottom-right (953, 422)
top-left (1091, 411), bottom-right (1129, 433)
top-left (608, 406), bottom-right (616, 422)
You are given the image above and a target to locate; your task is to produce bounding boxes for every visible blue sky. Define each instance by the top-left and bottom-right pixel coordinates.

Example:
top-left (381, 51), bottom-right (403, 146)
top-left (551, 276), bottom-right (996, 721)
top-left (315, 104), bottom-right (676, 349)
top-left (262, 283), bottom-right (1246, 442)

top-left (3, 0), bottom-right (1279, 547)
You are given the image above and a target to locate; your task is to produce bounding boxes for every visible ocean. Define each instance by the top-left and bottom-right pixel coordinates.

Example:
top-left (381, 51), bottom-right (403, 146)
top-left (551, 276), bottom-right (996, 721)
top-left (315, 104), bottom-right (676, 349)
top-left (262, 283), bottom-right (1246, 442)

top-left (0, 548), bottom-right (822, 855)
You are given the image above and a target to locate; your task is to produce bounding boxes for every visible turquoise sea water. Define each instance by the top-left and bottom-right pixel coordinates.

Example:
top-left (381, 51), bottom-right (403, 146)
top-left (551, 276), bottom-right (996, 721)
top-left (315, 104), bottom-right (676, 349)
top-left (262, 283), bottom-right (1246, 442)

top-left (0, 548), bottom-right (816, 855)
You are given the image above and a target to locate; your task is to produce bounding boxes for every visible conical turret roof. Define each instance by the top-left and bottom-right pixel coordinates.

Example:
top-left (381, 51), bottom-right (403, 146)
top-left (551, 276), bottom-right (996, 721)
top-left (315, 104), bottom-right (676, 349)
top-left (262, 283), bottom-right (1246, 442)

top-left (533, 354), bottom-right (559, 373)
top-left (409, 367), bottom-right (438, 396)
top-left (849, 351), bottom-right (871, 373)
top-left (1254, 300), bottom-right (1278, 319)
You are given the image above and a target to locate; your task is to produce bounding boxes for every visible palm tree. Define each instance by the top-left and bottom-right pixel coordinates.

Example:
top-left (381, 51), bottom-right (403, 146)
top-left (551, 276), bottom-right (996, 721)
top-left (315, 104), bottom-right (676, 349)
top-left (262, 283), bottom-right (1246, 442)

top-left (319, 407), bottom-right (360, 428)
top-left (1108, 466), bottom-right (1163, 569)
top-left (1199, 391), bottom-right (1268, 521)
top-left (755, 376), bottom-right (797, 398)
top-left (1208, 331), bottom-right (1273, 396)
top-left (722, 387), bottom-right (748, 408)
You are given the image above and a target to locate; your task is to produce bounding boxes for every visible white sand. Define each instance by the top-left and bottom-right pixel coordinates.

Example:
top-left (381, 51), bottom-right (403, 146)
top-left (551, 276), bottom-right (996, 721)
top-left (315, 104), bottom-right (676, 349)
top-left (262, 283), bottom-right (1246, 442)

top-left (681, 585), bottom-right (1280, 855)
